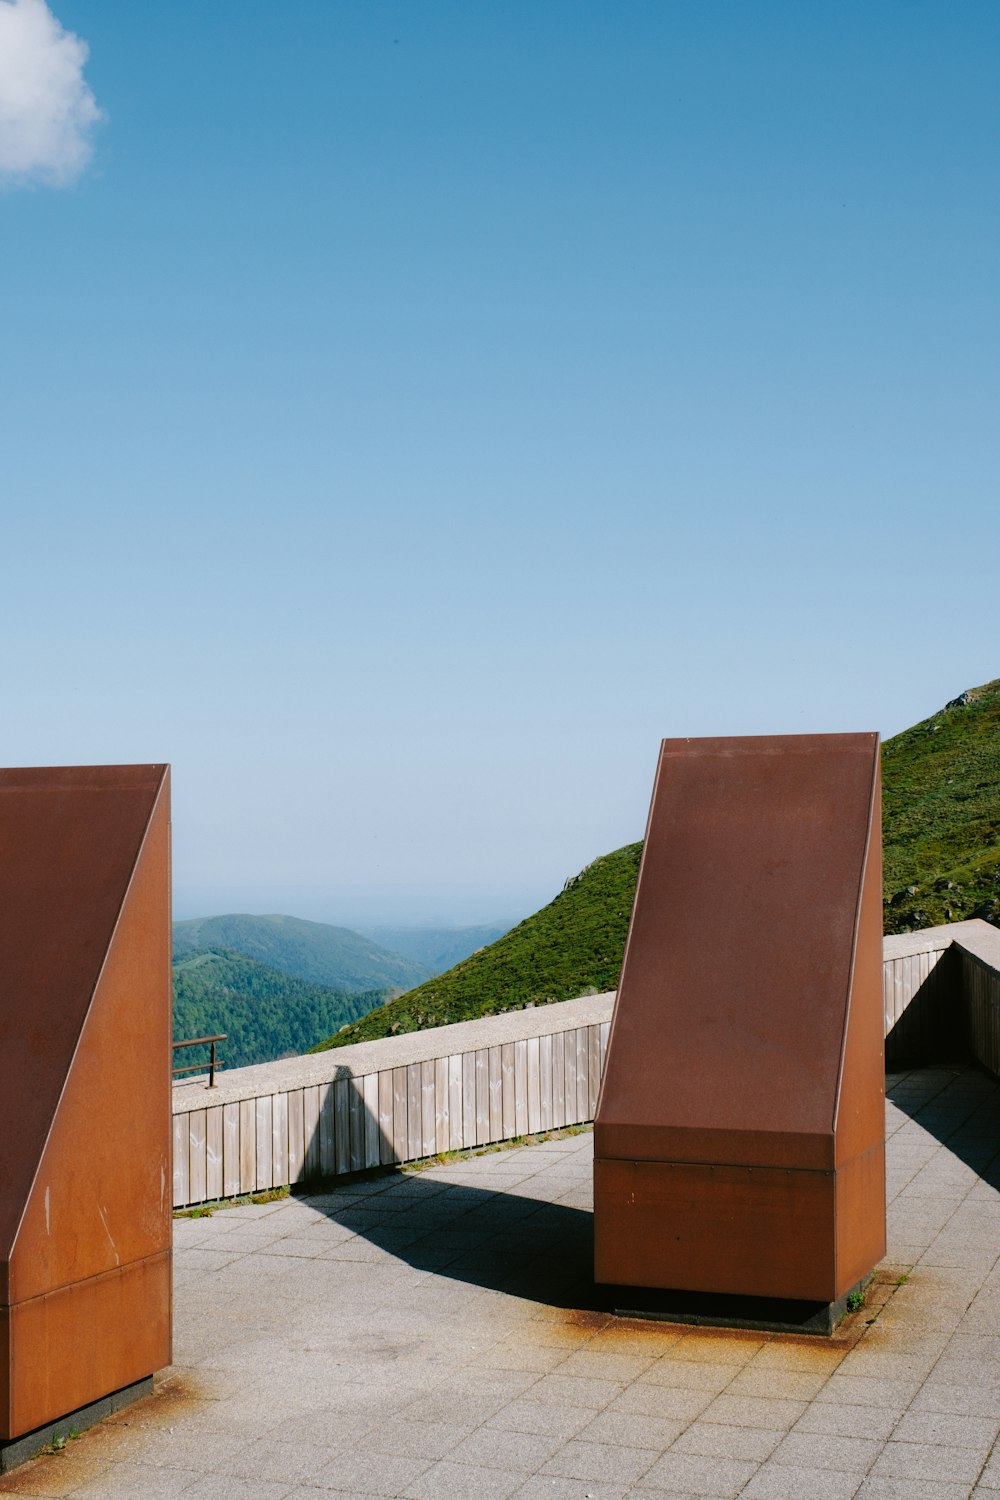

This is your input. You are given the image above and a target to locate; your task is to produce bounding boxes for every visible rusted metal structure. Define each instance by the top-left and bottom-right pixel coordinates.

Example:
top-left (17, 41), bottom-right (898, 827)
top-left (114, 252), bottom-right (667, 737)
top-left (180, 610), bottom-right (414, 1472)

top-left (594, 734), bottom-right (884, 1315)
top-left (0, 765), bottom-right (172, 1451)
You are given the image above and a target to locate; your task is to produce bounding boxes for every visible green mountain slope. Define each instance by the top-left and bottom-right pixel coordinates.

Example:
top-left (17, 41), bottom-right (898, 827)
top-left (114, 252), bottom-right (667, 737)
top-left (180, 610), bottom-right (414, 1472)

top-left (318, 678), bottom-right (1000, 1050)
top-left (172, 913), bottom-right (428, 994)
top-left (173, 948), bottom-right (384, 1069)
top-left (312, 843), bottom-right (642, 1049)
top-left (882, 678), bottom-right (1000, 932)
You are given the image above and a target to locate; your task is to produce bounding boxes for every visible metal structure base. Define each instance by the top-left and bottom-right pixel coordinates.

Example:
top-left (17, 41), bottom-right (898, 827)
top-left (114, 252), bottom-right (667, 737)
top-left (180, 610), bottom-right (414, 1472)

top-left (610, 1277), bottom-right (871, 1337)
top-left (0, 1376), bottom-right (153, 1473)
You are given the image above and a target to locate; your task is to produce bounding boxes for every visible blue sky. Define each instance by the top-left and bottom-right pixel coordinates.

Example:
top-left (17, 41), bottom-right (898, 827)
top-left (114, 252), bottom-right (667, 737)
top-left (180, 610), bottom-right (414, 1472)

top-left (1, 1), bottom-right (997, 925)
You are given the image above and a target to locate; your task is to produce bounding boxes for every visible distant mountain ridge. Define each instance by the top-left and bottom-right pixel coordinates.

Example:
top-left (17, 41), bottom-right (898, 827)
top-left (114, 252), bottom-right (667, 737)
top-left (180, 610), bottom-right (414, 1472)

top-left (357, 923), bottom-right (512, 973)
top-left (313, 842), bottom-right (642, 1050)
top-left (172, 913), bottom-right (428, 994)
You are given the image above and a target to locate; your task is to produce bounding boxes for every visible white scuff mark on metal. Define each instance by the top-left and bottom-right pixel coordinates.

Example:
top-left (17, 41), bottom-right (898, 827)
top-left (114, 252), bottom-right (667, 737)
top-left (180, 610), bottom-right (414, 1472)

top-left (98, 1204), bottom-right (121, 1265)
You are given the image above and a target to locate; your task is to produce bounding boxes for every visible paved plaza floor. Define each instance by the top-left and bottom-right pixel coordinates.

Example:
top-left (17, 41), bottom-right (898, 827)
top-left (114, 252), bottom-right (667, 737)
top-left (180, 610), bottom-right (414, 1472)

top-left (4, 1066), bottom-right (1000, 1500)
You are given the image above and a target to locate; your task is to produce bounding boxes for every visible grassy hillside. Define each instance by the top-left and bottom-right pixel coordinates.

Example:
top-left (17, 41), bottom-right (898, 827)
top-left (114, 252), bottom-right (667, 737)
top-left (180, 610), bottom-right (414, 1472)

top-left (173, 948), bottom-right (383, 1069)
top-left (312, 843), bottom-right (642, 1049)
top-left (172, 913), bottom-right (428, 994)
top-left (882, 678), bottom-right (1000, 932)
top-left (318, 678), bottom-right (1000, 1049)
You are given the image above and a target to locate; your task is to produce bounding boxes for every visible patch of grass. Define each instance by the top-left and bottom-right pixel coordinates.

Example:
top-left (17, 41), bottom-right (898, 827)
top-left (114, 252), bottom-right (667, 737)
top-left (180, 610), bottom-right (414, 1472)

top-left (882, 678), bottom-right (1000, 933)
top-left (845, 1289), bottom-right (865, 1313)
top-left (173, 1183), bottom-right (290, 1220)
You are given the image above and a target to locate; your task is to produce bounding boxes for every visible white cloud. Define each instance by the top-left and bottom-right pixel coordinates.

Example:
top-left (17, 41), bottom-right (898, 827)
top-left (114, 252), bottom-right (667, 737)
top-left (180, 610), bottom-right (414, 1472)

top-left (0, 0), bottom-right (102, 186)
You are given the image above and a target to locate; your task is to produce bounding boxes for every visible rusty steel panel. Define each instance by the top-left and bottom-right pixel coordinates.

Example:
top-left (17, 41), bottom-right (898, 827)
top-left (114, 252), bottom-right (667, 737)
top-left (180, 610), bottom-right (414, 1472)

top-left (0, 765), bottom-right (172, 1439)
top-left (594, 734), bottom-right (884, 1305)
top-left (594, 1158), bottom-right (837, 1301)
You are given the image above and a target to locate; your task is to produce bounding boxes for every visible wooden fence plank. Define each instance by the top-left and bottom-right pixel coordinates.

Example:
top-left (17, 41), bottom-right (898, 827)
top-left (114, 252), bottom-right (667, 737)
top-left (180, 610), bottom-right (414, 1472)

top-left (334, 1077), bottom-right (350, 1175)
top-left (435, 1057), bottom-right (450, 1154)
top-left (172, 1114), bottom-right (189, 1208)
top-left (448, 1054), bottom-right (463, 1151)
top-left (526, 1036), bottom-right (541, 1135)
top-left (462, 1052), bottom-right (476, 1149)
top-left (514, 1040), bottom-right (528, 1136)
top-left (319, 1083), bottom-right (336, 1176)
top-left (393, 1067), bottom-right (408, 1162)
top-left (564, 1029), bottom-right (577, 1124)
top-left (348, 1078), bottom-right (365, 1172)
top-left (576, 1028), bottom-right (589, 1120)
top-left (379, 1070), bottom-right (396, 1164)
top-left (303, 1085), bottom-right (320, 1178)
top-left (364, 1073), bottom-right (381, 1168)
top-left (552, 1029), bottom-right (565, 1129)
top-left (539, 1033), bottom-right (552, 1132)
top-left (288, 1089), bottom-right (305, 1183)
top-left (588, 1025), bottom-right (601, 1116)
top-left (239, 1098), bottom-right (256, 1193)
top-left (501, 1043), bottom-right (515, 1136)
top-left (189, 1109), bottom-right (207, 1204)
top-left (254, 1096), bottom-right (272, 1191)
top-left (475, 1049), bottom-right (489, 1146)
top-left (223, 1101), bottom-right (240, 1198)
top-left (407, 1062), bottom-right (422, 1159)
top-left (488, 1046), bottom-right (503, 1142)
top-left (422, 1060), bottom-right (436, 1157)
top-left (206, 1106), bottom-right (223, 1201)
top-left (272, 1093), bottom-right (289, 1187)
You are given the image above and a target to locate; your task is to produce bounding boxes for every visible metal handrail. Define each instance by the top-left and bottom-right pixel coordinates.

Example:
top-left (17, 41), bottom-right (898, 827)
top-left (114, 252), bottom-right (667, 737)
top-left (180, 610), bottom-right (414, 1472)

top-left (172, 1034), bottom-right (227, 1088)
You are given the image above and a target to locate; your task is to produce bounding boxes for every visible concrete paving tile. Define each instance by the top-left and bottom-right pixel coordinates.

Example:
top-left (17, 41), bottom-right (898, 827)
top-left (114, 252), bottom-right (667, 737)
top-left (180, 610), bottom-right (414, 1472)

top-left (699, 1393), bottom-right (807, 1431)
top-left (726, 1365), bottom-right (831, 1400)
top-left (769, 1431), bottom-right (880, 1473)
top-left (310, 1450), bottom-right (434, 1495)
top-left (446, 1428), bottom-right (565, 1472)
top-left (911, 1382), bottom-right (1000, 1419)
top-left (608, 1385), bottom-right (713, 1423)
top-left (225, 1410), bottom-right (374, 1449)
top-left (510, 1480), bottom-right (629, 1500)
top-left (871, 1440), bottom-right (985, 1485)
top-left (206, 1438), bottom-right (335, 1484)
top-left (668, 1333), bottom-right (764, 1366)
top-left (573, 1411), bottom-right (683, 1453)
top-left (670, 1422), bottom-right (783, 1462)
top-left (816, 1375), bottom-right (921, 1410)
top-left (362, 1421), bottom-right (470, 1461)
top-left (180, 1479), bottom-right (297, 1500)
top-left (976, 1451), bottom-right (1000, 1489)
top-left (477, 1342), bottom-right (569, 1374)
top-left (854, 1481), bottom-right (973, 1500)
top-left (638, 1361), bottom-right (742, 1393)
top-left (529, 1376), bottom-right (621, 1410)
top-left (540, 1439), bottom-right (658, 1485)
top-left (403, 1459), bottom-right (525, 1500)
top-left (485, 1400), bottom-right (594, 1441)
top-left (635, 1450), bottom-right (758, 1496)
top-left (68, 1463), bottom-right (203, 1497)
top-left (739, 1464), bottom-right (862, 1499)
top-left (556, 1352), bottom-right (657, 1384)
top-left (749, 1342), bottom-right (847, 1374)
top-left (792, 1402), bottom-right (899, 1441)
top-left (891, 1409), bottom-right (999, 1451)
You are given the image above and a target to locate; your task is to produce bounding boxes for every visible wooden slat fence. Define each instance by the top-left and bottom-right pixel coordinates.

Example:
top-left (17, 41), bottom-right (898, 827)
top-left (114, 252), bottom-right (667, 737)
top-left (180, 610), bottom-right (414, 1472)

top-left (172, 921), bottom-right (1000, 1210)
top-left (173, 1013), bottom-right (611, 1209)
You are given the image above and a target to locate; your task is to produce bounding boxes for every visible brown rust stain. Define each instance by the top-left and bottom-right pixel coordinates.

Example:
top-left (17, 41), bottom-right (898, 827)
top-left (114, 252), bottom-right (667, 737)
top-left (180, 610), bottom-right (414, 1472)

top-left (0, 1373), bottom-right (215, 1493)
